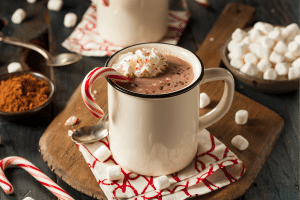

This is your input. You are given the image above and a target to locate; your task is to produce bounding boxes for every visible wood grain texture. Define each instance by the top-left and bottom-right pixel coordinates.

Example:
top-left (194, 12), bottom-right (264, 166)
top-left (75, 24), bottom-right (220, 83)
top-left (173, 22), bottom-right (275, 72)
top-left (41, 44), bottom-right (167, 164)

top-left (39, 3), bottom-right (284, 200)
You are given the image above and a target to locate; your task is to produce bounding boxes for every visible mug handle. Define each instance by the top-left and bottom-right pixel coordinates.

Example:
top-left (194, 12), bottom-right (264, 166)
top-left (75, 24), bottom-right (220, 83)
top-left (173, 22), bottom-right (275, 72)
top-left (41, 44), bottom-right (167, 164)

top-left (198, 68), bottom-right (235, 130)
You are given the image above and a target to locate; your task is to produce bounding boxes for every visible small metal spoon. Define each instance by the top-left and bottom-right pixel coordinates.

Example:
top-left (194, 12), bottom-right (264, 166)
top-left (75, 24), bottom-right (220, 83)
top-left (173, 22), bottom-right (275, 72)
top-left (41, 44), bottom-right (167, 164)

top-left (71, 111), bottom-right (109, 144)
top-left (0, 32), bottom-right (82, 67)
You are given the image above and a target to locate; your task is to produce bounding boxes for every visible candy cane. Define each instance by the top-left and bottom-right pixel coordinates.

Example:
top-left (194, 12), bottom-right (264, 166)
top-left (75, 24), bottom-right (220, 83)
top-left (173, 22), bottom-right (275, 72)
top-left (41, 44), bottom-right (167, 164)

top-left (0, 156), bottom-right (74, 200)
top-left (81, 67), bottom-right (130, 119)
top-left (102, 0), bottom-right (109, 6)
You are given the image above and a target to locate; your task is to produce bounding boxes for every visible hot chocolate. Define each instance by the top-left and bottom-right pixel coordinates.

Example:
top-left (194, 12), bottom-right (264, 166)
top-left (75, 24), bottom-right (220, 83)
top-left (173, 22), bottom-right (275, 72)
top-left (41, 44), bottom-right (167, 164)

top-left (116, 55), bottom-right (194, 94)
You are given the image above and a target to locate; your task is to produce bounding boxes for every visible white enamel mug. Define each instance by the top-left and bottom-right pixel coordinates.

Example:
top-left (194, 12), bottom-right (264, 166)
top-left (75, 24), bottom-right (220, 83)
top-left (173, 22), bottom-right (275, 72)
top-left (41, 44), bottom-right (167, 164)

top-left (83, 43), bottom-right (234, 176)
top-left (96, 0), bottom-right (169, 46)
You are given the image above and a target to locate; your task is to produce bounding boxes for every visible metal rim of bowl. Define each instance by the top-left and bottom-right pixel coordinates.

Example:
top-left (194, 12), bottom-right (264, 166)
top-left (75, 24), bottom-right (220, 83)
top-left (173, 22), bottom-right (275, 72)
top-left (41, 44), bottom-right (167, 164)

top-left (0, 71), bottom-right (55, 117)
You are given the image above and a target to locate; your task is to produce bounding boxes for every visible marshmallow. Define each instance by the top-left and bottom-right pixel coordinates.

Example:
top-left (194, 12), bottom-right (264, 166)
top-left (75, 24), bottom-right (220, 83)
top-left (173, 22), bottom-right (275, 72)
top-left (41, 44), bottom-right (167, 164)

top-left (254, 22), bottom-right (274, 34)
top-left (273, 40), bottom-right (287, 54)
top-left (153, 175), bottom-right (170, 191)
top-left (259, 36), bottom-right (274, 49)
top-left (47, 0), bottom-right (63, 11)
top-left (257, 58), bottom-right (272, 72)
top-left (263, 68), bottom-right (278, 80)
top-left (231, 43), bottom-right (247, 58)
top-left (107, 165), bottom-right (123, 181)
top-left (199, 93), bottom-right (211, 108)
top-left (268, 29), bottom-right (283, 41)
top-left (94, 145), bottom-right (111, 162)
top-left (235, 110), bottom-right (248, 125)
top-left (230, 58), bottom-right (244, 69)
top-left (249, 29), bottom-right (263, 42)
top-left (295, 35), bottom-right (300, 45)
top-left (227, 40), bottom-right (238, 52)
top-left (288, 41), bottom-right (300, 56)
top-left (11, 8), bottom-right (26, 24)
top-left (269, 51), bottom-right (285, 63)
top-left (231, 135), bottom-right (249, 151)
top-left (240, 63), bottom-right (258, 76)
top-left (282, 23), bottom-right (300, 39)
top-left (288, 67), bottom-right (300, 80)
top-left (231, 28), bottom-right (247, 42)
top-left (249, 43), bottom-right (261, 55)
top-left (7, 62), bottom-right (22, 73)
top-left (292, 57), bottom-right (300, 68)
top-left (256, 46), bottom-right (271, 59)
top-left (275, 63), bottom-right (289, 76)
top-left (241, 36), bottom-right (251, 45)
top-left (64, 13), bottom-right (77, 28)
top-left (27, 0), bottom-right (36, 3)
top-left (23, 197), bottom-right (35, 200)
top-left (284, 51), bottom-right (296, 62)
top-left (244, 53), bottom-right (258, 64)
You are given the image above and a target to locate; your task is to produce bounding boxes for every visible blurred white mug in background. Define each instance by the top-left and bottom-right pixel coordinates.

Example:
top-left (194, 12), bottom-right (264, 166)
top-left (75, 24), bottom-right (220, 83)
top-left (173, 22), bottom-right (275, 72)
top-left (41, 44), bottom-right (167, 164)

top-left (97, 0), bottom-right (169, 46)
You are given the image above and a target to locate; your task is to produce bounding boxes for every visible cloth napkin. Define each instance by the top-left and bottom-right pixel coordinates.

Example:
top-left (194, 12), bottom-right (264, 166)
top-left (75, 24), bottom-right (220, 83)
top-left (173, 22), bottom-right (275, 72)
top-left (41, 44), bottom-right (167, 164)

top-left (62, 4), bottom-right (191, 57)
top-left (76, 128), bottom-right (245, 200)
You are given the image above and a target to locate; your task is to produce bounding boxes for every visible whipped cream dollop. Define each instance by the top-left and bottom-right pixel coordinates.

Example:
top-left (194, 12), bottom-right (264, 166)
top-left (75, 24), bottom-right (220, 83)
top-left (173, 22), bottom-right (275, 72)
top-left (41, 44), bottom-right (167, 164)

top-left (112, 48), bottom-right (167, 78)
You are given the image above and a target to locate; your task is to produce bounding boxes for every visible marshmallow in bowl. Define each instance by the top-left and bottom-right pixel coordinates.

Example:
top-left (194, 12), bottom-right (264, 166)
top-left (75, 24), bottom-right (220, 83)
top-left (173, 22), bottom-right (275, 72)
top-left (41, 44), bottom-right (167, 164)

top-left (230, 58), bottom-right (243, 69)
top-left (244, 53), bottom-right (258, 64)
top-left (269, 51), bottom-right (284, 64)
top-left (257, 58), bottom-right (272, 72)
top-left (292, 57), bottom-right (300, 68)
top-left (112, 48), bottom-right (167, 78)
top-left (263, 68), bottom-right (278, 80)
top-left (273, 40), bottom-right (287, 54)
top-left (240, 63), bottom-right (258, 76)
top-left (288, 41), bottom-right (300, 56)
top-left (275, 63), bottom-right (289, 76)
top-left (288, 66), bottom-right (300, 80)
top-left (231, 28), bottom-right (247, 42)
top-left (281, 23), bottom-right (300, 39)
top-left (227, 22), bottom-right (300, 81)
top-left (11, 8), bottom-right (26, 24)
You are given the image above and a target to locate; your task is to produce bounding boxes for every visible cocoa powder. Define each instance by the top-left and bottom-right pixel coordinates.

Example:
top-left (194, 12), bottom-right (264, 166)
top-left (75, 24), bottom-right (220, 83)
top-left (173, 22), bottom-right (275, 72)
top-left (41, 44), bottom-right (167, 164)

top-left (0, 74), bottom-right (50, 112)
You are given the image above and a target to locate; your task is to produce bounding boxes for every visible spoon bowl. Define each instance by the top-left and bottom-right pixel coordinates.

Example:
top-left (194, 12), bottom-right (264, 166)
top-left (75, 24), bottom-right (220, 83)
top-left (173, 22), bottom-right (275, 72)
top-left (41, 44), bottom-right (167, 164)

top-left (0, 32), bottom-right (82, 67)
top-left (71, 111), bottom-right (109, 144)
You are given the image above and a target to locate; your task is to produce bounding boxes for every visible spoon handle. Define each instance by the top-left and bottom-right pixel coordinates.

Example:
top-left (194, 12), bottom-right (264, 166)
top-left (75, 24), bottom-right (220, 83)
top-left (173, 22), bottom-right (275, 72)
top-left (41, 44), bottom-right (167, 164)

top-left (0, 32), bottom-right (50, 60)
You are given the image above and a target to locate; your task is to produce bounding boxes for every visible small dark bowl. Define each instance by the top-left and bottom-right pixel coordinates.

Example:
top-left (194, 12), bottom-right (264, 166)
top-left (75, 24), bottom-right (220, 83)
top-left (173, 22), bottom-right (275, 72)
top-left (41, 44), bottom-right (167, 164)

top-left (221, 34), bottom-right (300, 94)
top-left (0, 71), bottom-right (55, 120)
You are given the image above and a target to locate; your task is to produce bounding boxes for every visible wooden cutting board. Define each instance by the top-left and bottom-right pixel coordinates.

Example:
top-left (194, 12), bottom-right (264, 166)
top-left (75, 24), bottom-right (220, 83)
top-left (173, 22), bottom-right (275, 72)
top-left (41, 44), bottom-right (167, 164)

top-left (39, 3), bottom-right (284, 200)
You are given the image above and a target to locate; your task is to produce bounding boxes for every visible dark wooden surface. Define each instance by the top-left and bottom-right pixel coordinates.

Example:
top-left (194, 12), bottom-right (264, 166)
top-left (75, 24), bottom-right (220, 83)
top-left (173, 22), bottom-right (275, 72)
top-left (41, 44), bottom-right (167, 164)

top-left (0, 0), bottom-right (299, 200)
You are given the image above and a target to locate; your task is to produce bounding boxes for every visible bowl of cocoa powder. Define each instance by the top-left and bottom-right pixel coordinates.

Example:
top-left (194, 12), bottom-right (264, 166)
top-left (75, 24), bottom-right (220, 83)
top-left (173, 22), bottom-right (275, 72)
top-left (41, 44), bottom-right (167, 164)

top-left (0, 71), bottom-right (55, 119)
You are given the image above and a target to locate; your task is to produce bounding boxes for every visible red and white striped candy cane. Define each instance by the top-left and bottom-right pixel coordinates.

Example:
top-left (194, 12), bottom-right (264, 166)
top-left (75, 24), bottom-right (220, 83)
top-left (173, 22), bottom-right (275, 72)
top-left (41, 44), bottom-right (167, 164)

top-left (102, 0), bottom-right (109, 6)
top-left (0, 156), bottom-right (74, 200)
top-left (81, 67), bottom-right (130, 119)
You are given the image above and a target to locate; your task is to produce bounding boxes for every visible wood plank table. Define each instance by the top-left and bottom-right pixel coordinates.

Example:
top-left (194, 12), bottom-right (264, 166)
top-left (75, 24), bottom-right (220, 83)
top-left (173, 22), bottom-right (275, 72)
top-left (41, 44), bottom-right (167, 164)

top-left (0, 0), bottom-right (299, 199)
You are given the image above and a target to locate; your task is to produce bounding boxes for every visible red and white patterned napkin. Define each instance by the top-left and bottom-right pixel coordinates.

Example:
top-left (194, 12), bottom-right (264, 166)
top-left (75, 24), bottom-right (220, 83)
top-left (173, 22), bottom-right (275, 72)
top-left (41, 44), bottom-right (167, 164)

top-left (76, 129), bottom-right (245, 200)
top-left (62, 4), bottom-right (191, 57)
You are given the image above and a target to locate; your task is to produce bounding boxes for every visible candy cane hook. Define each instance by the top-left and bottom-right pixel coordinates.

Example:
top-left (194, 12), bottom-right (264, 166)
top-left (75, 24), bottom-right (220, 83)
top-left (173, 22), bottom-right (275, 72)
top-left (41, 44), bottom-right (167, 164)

top-left (102, 0), bottom-right (109, 6)
top-left (81, 67), bottom-right (130, 119)
top-left (0, 156), bottom-right (74, 200)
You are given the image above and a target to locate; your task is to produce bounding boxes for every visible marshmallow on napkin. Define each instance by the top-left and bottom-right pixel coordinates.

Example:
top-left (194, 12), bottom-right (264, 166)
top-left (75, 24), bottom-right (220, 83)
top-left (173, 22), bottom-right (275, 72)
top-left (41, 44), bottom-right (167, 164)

top-left (76, 128), bottom-right (245, 200)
